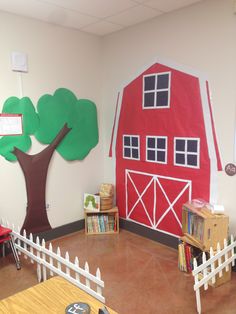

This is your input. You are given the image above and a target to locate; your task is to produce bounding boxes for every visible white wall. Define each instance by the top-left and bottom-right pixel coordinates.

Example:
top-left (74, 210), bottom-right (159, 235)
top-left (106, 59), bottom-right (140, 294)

top-left (102, 0), bottom-right (236, 232)
top-left (0, 12), bottom-right (104, 228)
top-left (1, 0), bottom-right (236, 234)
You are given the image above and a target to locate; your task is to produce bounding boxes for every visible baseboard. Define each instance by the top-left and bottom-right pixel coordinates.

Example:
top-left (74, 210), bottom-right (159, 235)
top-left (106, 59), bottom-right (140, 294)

top-left (119, 218), bottom-right (178, 249)
top-left (29, 217), bottom-right (178, 249)
top-left (35, 219), bottom-right (85, 242)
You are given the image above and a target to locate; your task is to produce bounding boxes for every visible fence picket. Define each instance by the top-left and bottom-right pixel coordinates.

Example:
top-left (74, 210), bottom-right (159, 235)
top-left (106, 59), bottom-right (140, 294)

top-left (49, 243), bottom-right (54, 276)
top-left (11, 224), bottom-right (16, 242)
top-left (193, 258), bottom-right (201, 314)
top-left (217, 243), bottom-right (222, 277)
top-left (29, 233), bottom-right (34, 264)
top-left (209, 247), bottom-right (216, 284)
top-left (96, 268), bottom-right (102, 296)
top-left (224, 239), bottom-right (229, 272)
top-left (57, 247), bottom-right (61, 271)
top-left (65, 252), bottom-right (71, 277)
top-left (85, 262), bottom-right (90, 288)
top-left (17, 226), bottom-right (21, 255)
top-left (202, 252), bottom-right (208, 290)
top-left (42, 239), bottom-right (47, 281)
top-left (231, 235), bottom-right (235, 266)
top-left (23, 229), bottom-right (28, 259)
top-left (36, 236), bottom-right (42, 282)
top-left (75, 257), bottom-right (80, 282)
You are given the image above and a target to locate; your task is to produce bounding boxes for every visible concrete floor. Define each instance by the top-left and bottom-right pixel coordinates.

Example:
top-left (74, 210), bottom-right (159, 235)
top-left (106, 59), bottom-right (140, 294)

top-left (0, 229), bottom-right (236, 313)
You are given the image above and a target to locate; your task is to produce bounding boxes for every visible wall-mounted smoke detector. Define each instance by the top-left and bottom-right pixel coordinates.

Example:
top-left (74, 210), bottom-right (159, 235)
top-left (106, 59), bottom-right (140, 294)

top-left (11, 51), bottom-right (28, 73)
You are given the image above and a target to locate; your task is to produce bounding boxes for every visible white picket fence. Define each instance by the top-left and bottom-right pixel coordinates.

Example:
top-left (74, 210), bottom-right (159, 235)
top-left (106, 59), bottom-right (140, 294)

top-left (192, 235), bottom-right (236, 314)
top-left (1, 219), bottom-right (105, 303)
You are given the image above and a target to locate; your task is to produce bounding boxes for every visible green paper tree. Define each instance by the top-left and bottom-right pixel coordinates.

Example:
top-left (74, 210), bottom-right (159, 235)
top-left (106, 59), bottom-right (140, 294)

top-left (0, 88), bottom-right (98, 234)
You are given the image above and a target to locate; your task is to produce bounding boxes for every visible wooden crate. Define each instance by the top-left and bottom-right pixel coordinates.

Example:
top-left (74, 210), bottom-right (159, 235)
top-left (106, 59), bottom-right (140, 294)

top-left (85, 207), bottom-right (119, 235)
top-left (209, 267), bottom-right (231, 288)
top-left (182, 202), bottom-right (229, 251)
top-left (100, 196), bottom-right (113, 210)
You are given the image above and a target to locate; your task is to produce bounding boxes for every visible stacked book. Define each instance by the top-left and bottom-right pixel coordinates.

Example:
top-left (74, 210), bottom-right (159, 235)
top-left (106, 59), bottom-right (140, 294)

top-left (86, 214), bottom-right (117, 233)
top-left (178, 240), bottom-right (203, 273)
top-left (184, 210), bottom-right (204, 241)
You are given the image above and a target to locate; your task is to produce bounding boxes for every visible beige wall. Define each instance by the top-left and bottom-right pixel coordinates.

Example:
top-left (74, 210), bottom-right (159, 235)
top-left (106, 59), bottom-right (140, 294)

top-left (102, 0), bottom-right (236, 232)
top-left (0, 12), bottom-right (104, 228)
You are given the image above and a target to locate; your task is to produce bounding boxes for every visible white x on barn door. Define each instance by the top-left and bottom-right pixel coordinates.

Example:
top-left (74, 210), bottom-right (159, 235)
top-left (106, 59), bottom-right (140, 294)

top-left (125, 169), bottom-right (192, 237)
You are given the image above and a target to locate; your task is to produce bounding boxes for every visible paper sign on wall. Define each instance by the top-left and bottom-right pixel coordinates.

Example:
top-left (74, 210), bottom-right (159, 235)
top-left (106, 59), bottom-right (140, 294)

top-left (0, 114), bottom-right (23, 135)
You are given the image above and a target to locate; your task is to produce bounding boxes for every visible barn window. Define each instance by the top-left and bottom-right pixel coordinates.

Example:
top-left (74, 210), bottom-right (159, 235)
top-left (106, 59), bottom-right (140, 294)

top-left (146, 136), bottom-right (167, 164)
top-left (174, 138), bottom-right (200, 168)
top-left (143, 72), bottom-right (170, 109)
top-left (123, 135), bottom-right (140, 160)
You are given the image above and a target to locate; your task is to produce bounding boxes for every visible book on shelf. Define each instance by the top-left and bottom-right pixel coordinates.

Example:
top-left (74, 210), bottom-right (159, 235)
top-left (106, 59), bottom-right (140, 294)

top-left (86, 214), bottom-right (117, 233)
top-left (178, 240), bottom-right (203, 273)
top-left (182, 201), bottom-right (229, 251)
top-left (183, 207), bottom-right (204, 241)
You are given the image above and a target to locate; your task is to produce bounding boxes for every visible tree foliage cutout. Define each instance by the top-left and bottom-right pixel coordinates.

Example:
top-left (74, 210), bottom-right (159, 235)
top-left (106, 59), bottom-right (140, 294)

top-left (0, 88), bottom-right (98, 234)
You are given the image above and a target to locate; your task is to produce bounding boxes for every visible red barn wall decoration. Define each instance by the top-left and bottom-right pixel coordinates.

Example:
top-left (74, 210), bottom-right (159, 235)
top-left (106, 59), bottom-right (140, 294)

top-left (110, 58), bottom-right (222, 238)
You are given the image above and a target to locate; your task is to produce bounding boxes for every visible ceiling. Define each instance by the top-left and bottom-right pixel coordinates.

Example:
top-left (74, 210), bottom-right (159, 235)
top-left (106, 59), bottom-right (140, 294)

top-left (0, 0), bottom-right (203, 36)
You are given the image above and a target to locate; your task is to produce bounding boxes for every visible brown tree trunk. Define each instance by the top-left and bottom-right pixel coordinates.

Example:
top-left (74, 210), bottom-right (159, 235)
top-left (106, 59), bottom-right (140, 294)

top-left (13, 124), bottom-right (71, 234)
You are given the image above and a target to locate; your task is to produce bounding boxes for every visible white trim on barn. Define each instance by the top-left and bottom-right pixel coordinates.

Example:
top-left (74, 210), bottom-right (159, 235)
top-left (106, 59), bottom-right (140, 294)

top-left (142, 71), bottom-right (171, 110)
top-left (123, 134), bottom-right (140, 160)
top-left (125, 169), bottom-right (192, 238)
top-left (146, 135), bottom-right (168, 164)
top-left (111, 90), bottom-right (123, 182)
top-left (199, 78), bottom-right (218, 204)
top-left (174, 137), bottom-right (200, 169)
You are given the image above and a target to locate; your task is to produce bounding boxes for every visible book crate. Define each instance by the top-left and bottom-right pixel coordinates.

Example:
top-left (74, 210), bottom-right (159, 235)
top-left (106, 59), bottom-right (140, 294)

top-left (179, 202), bottom-right (231, 287)
top-left (85, 207), bottom-right (119, 235)
top-left (182, 202), bottom-right (229, 251)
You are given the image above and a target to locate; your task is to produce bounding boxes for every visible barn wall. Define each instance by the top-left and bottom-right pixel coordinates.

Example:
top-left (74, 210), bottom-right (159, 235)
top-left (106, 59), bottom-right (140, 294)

top-left (102, 0), bottom-right (236, 234)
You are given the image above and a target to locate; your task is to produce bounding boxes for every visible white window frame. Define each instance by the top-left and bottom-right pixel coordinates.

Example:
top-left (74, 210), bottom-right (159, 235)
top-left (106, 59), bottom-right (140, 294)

top-left (174, 137), bottom-right (200, 169)
top-left (146, 136), bottom-right (167, 164)
top-left (123, 135), bottom-right (140, 160)
top-left (142, 72), bottom-right (171, 109)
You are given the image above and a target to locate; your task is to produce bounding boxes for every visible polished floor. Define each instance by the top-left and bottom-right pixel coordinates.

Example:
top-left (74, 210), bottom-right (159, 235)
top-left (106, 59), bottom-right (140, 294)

top-left (1, 229), bottom-right (236, 314)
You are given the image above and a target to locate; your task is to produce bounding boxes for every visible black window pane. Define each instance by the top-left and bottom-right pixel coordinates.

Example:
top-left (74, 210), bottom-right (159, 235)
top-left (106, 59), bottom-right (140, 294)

top-left (148, 137), bottom-right (155, 148)
top-left (144, 76), bottom-right (155, 91)
top-left (147, 150), bottom-right (155, 161)
top-left (187, 154), bottom-right (197, 166)
top-left (157, 138), bottom-right (166, 149)
top-left (156, 91), bottom-right (168, 107)
top-left (124, 136), bottom-right (130, 146)
top-left (124, 148), bottom-right (130, 157)
top-left (176, 140), bottom-right (185, 151)
top-left (144, 92), bottom-right (155, 107)
top-left (187, 140), bottom-right (198, 152)
top-left (176, 153), bottom-right (185, 165)
top-left (157, 151), bottom-right (165, 162)
top-left (132, 148), bottom-right (139, 159)
top-left (157, 74), bottom-right (169, 89)
top-left (132, 137), bottom-right (138, 147)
